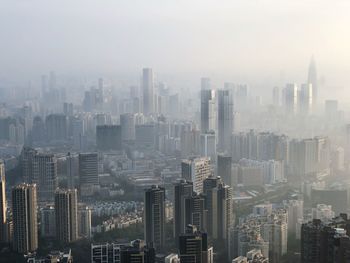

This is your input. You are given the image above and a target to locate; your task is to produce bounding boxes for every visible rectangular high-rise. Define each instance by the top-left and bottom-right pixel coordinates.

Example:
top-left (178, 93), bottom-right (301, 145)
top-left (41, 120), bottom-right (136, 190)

top-left (55, 189), bottom-right (78, 244)
top-left (144, 185), bottom-right (165, 251)
top-left (178, 225), bottom-right (213, 263)
top-left (181, 158), bottom-right (212, 194)
top-left (96, 125), bottom-right (122, 151)
top-left (79, 153), bottom-right (99, 196)
top-left (174, 180), bottom-right (193, 239)
top-left (12, 184), bottom-right (38, 253)
top-left (142, 68), bottom-right (154, 115)
top-left (217, 89), bottom-right (233, 153)
top-left (0, 161), bottom-right (6, 243)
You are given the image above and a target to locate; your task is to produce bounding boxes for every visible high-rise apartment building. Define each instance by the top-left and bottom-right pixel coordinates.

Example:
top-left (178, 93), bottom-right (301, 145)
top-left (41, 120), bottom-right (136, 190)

top-left (12, 184), bottom-right (38, 253)
top-left (144, 185), bottom-right (165, 251)
top-left (181, 158), bottom-right (212, 194)
top-left (55, 189), bottom-right (78, 244)
top-left (40, 205), bottom-right (56, 238)
top-left (78, 206), bottom-right (92, 239)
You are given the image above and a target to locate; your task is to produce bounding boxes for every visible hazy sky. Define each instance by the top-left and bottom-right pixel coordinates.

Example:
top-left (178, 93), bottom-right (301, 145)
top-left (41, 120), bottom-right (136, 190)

top-left (1, 0), bottom-right (350, 96)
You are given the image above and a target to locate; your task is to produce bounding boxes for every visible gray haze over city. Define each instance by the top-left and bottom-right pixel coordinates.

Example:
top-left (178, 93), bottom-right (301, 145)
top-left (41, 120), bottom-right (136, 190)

top-left (1, 0), bottom-right (350, 100)
top-left (1, 1), bottom-right (350, 263)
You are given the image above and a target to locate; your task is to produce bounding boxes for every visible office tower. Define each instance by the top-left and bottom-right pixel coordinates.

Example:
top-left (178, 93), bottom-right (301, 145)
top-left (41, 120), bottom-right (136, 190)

top-left (45, 114), bottom-right (68, 141)
top-left (120, 113), bottom-right (136, 141)
top-left (63, 102), bottom-right (74, 117)
top-left (181, 158), bottom-right (212, 194)
top-left (33, 153), bottom-right (58, 201)
top-left (142, 68), bottom-right (154, 115)
top-left (12, 184), bottom-right (38, 253)
top-left (55, 189), bottom-right (78, 244)
top-left (200, 88), bottom-right (216, 134)
top-left (217, 154), bottom-right (232, 186)
top-left (66, 152), bottom-right (78, 190)
top-left (0, 161), bottom-right (6, 243)
top-left (144, 185), bottom-right (165, 250)
top-left (180, 129), bottom-right (201, 159)
top-left (200, 132), bottom-right (216, 164)
top-left (272, 86), bottom-right (280, 106)
top-left (78, 206), bottom-right (91, 239)
top-left (96, 125), bottom-right (122, 151)
top-left (203, 176), bottom-right (222, 236)
top-left (40, 206), bottom-right (56, 238)
top-left (217, 89), bottom-right (233, 153)
top-left (184, 193), bottom-right (207, 233)
top-left (283, 83), bottom-right (298, 115)
top-left (178, 225), bottom-right (213, 263)
top-left (299, 83), bottom-right (313, 115)
top-left (174, 180), bottom-right (194, 239)
top-left (79, 153), bottom-right (99, 196)
top-left (308, 56), bottom-right (318, 104)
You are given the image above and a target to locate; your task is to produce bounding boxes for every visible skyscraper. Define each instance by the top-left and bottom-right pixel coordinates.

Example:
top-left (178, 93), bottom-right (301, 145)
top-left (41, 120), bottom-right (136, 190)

top-left (144, 185), bottom-right (165, 251)
top-left (40, 206), bottom-right (56, 238)
top-left (178, 225), bottom-right (213, 263)
top-left (174, 180), bottom-right (193, 239)
top-left (12, 184), bottom-right (38, 253)
top-left (96, 125), bottom-right (122, 151)
top-left (79, 153), bottom-right (99, 196)
top-left (283, 83), bottom-right (298, 115)
top-left (120, 113), bottom-right (136, 141)
top-left (200, 87), bottom-right (216, 134)
top-left (33, 153), bottom-right (58, 201)
top-left (78, 206), bottom-right (92, 239)
top-left (217, 89), bottom-right (233, 153)
top-left (55, 189), bottom-right (78, 244)
top-left (308, 56), bottom-right (318, 104)
top-left (299, 83), bottom-right (313, 115)
top-left (0, 161), bottom-right (6, 243)
top-left (181, 158), bottom-right (212, 194)
top-left (142, 68), bottom-right (154, 115)
top-left (200, 132), bottom-right (216, 164)
top-left (217, 154), bottom-right (232, 186)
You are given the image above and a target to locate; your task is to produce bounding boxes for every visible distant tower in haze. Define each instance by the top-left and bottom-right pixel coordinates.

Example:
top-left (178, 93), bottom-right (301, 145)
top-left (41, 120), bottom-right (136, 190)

top-left (308, 56), bottom-right (318, 103)
top-left (142, 68), bottom-right (155, 115)
top-left (0, 161), bottom-right (6, 243)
